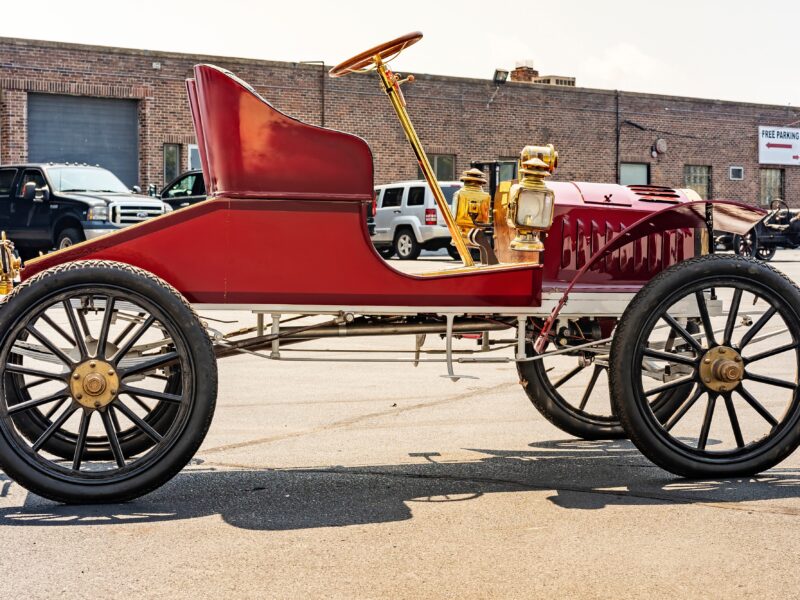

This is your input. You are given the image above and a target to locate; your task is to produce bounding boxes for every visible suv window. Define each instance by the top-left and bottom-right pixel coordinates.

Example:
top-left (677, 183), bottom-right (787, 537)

top-left (407, 187), bottom-right (425, 206)
top-left (381, 187), bottom-right (403, 208)
top-left (0, 169), bottom-right (17, 196)
top-left (17, 169), bottom-right (46, 196)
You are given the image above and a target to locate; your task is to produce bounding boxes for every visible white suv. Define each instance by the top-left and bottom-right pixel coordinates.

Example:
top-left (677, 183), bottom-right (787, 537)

top-left (372, 180), bottom-right (462, 260)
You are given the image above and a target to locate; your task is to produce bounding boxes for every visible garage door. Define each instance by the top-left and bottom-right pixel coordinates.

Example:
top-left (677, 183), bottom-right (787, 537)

top-left (28, 94), bottom-right (139, 187)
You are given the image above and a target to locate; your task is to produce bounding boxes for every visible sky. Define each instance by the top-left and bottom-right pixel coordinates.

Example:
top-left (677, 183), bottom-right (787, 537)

top-left (0, 0), bottom-right (797, 106)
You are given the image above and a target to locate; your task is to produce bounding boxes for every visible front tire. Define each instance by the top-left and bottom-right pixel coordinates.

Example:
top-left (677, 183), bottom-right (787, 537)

top-left (517, 337), bottom-right (693, 440)
top-left (56, 228), bottom-right (85, 250)
top-left (610, 255), bottom-right (800, 477)
top-left (0, 260), bottom-right (217, 503)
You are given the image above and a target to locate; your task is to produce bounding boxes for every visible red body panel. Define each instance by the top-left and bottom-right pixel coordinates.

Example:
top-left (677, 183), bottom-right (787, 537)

top-left (22, 198), bottom-right (542, 307)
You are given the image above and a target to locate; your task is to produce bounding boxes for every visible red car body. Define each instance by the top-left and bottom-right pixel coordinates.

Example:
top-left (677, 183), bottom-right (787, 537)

top-left (22, 65), bottom-right (763, 311)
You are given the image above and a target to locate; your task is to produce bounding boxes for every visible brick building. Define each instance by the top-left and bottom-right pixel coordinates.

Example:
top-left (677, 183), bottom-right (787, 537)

top-left (1, 36), bottom-right (798, 205)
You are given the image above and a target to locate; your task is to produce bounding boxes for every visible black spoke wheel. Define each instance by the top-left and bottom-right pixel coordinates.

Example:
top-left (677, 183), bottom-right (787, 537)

top-left (6, 330), bottom-right (182, 461)
top-left (756, 244), bottom-right (776, 262)
top-left (610, 255), bottom-right (800, 477)
top-left (517, 335), bottom-right (694, 440)
top-left (733, 231), bottom-right (758, 258)
top-left (0, 261), bottom-right (217, 503)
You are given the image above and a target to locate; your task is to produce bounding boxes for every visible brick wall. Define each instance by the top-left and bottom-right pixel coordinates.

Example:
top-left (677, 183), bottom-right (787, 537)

top-left (1, 36), bottom-right (799, 205)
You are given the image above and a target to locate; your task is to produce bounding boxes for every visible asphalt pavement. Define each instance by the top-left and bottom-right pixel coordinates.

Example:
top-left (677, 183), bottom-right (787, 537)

top-left (2, 249), bottom-right (800, 598)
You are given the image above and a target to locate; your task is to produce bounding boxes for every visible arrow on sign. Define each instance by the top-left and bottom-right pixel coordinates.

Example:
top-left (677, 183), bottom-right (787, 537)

top-left (767, 142), bottom-right (793, 149)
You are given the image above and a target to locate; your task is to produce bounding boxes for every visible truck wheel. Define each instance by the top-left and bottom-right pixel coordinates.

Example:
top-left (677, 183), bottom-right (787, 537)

top-left (0, 260), bottom-right (217, 503)
top-left (56, 228), bottom-right (85, 250)
top-left (610, 255), bottom-right (800, 477)
top-left (394, 229), bottom-right (420, 260)
top-left (517, 339), bottom-right (693, 440)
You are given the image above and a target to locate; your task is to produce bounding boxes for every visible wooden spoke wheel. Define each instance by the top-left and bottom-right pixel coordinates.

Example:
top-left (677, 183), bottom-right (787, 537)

top-left (610, 255), bottom-right (800, 477)
top-left (0, 261), bottom-right (217, 503)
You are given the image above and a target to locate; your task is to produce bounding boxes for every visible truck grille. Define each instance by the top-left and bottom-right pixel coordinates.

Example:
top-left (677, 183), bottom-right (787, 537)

top-left (109, 201), bottom-right (167, 226)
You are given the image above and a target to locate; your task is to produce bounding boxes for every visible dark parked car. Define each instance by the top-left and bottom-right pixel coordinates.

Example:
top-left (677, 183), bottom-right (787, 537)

top-left (159, 169), bottom-right (207, 209)
top-left (0, 163), bottom-right (171, 258)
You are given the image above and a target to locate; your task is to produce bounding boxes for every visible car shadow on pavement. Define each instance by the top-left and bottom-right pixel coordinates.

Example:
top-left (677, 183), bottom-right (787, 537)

top-left (2, 438), bottom-right (800, 529)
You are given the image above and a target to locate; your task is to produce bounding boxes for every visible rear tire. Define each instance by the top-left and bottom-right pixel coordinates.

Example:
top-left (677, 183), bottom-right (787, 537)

top-left (0, 260), bottom-right (217, 503)
top-left (394, 229), bottom-right (420, 260)
top-left (733, 231), bottom-right (757, 258)
top-left (757, 244), bottom-right (776, 261)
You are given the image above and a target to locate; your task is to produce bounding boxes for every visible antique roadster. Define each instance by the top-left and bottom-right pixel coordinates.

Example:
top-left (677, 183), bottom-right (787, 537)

top-left (733, 199), bottom-right (800, 261)
top-left (0, 33), bottom-right (798, 504)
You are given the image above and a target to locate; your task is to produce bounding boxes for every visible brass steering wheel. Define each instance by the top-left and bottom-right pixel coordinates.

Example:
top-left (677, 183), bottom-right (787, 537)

top-left (329, 32), bottom-right (423, 77)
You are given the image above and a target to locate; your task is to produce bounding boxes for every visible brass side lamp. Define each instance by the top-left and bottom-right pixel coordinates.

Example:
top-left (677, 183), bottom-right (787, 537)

top-left (507, 144), bottom-right (558, 252)
top-left (0, 231), bottom-right (21, 295)
top-left (454, 168), bottom-right (491, 233)
top-left (452, 168), bottom-right (497, 264)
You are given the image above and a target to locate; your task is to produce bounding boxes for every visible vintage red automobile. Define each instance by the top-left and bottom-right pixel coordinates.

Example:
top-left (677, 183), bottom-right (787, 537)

top-left (0, 33), bottom-right (796, 504)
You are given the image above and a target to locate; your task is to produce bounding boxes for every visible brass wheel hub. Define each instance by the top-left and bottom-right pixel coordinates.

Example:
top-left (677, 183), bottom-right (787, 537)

top-left (699, 346), bottom-right (744, 392)
top-left (69, 359), bottom-right (119, 409)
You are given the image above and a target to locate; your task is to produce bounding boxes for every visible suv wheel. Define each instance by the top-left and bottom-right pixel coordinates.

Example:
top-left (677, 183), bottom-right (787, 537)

top-left (394, 229), bottom-right (420, 260)
top-left (56, 228), bottom-right (85, 250)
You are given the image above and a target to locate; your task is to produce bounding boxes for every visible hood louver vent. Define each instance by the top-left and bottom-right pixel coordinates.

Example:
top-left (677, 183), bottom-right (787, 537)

top-left (628, 185), bottom-right (681, 203)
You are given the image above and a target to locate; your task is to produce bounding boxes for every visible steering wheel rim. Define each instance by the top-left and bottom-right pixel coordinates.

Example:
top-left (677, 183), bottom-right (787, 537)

top-left (329, 32), bottom-right (423, 78)
top-left (770, 199), bottom-right (789, 212)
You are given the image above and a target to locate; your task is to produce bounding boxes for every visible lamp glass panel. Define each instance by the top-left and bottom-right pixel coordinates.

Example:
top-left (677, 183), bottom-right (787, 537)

top-left (516, 189), bottom-right (554, 228)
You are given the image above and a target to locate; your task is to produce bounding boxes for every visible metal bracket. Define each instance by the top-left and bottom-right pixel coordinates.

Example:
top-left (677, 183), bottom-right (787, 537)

top-left (413, 334), bottom-right (426, 367)
top-left (439, 314), bottom-right (478, 382)
top-left (270, 313), bottom-right (281, 359)
top-left (516, 316), bottom-right (527, 360)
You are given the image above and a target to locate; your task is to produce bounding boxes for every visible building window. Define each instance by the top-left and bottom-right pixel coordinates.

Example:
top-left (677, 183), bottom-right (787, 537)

top-left (418, 154), bottom-right (455, 181)
top-left (620, 162), bottom-right (649, 185)
top-left (760, 168), bottom-right (784, 207)
top-left (188, 143), bottom-right (201, 170)
top-left (683, 165), bottom-right (712, 199)
top-left (163, 143), bottom-right (181, 183)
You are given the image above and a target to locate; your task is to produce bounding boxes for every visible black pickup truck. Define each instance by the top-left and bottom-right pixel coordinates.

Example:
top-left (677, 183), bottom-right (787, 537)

top-left (0, 163), bottom-right (171, 258)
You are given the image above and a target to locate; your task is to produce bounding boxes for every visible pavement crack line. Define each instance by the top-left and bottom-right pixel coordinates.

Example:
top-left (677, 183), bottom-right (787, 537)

top-left (198, 462), bottom-right (800, 518)
top-left (201, 381), bottom-right (519, 455)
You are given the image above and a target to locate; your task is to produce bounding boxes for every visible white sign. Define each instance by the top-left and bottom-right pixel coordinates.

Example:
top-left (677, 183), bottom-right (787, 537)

top-left (759, 126), bottom-right (800, 165)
